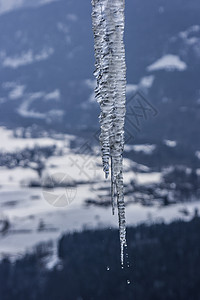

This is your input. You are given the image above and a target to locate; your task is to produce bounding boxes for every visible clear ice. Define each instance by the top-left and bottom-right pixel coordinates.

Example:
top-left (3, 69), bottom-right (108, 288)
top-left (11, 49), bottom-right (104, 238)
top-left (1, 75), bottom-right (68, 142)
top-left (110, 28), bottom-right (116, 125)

top-left (91, 0), bottom-right (127, 265)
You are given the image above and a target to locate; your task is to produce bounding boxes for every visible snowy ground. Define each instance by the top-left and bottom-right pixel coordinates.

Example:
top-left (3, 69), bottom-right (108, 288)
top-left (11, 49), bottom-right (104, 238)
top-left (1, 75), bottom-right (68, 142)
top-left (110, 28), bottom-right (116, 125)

top-left (0, 126), bottom-right (199, 261)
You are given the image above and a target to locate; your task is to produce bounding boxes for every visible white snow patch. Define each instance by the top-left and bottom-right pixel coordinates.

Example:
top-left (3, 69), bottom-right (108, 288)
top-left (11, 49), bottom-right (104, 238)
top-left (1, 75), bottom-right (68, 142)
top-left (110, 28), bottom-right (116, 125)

top-left (126, 84), bottom-right (138, 94)
top-left (136, 172), bottom-right (162, 185)
top-left (164, 140), bottom-right (177, 147)
top-left (44, 89), bottom-right (60, 101)
top-left (0, 0), bottom-right (60, 15)
top-left (57, 22), bottom-right (69, 34)
top-left (0, 167), bottom-right (38, 188)
top-left (85, 79), bottom-right (96, 89)
top-left (8, 85), bottom-right (25, 100)
top-left (0, 126), bottom-right (72, 152)
top-left (17, 90), bottom-right (63, 119)
top-left (45, 153), bottom-right (102, 183)
top-left (195, 151), bottom-right (200, 160)
top-left (45, 246), bottom-right (61, 270)
top-left (0, 0), bottom-right (24, 14)
top-left (3, 51), bottom-right (33, 68)
top-left (47, 109), bottom-right (64, 120)
top-left (187, 37), bottom-right (199, 45)
top-left (147, 54), bottom-right (187, 72)
top-left (179, 25), bottom-right (200, 40)
top-left (2, 48), bottom-right (54, 69)
top-left (84, 79), bottom-right (96, 103)
top-left (125, 144), bottom-right (156, 155)
top-left (88, 92), bottom-right (95, 103)
top-left (123, 158), bottom-right (150, 174)
top-left (139, 75), bottom-right (155, 89)
top-left (17, 92), bottom-right (45, 119)
top-left (35, 48), bottom-right (54, 61)
top-left (178, 26), bottom-right (200, 49)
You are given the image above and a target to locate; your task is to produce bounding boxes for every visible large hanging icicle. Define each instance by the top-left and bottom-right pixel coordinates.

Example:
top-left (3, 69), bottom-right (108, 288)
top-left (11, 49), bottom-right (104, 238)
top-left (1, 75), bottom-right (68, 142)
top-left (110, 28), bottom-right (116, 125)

top-left (92, 0), bottom-right (127, 265)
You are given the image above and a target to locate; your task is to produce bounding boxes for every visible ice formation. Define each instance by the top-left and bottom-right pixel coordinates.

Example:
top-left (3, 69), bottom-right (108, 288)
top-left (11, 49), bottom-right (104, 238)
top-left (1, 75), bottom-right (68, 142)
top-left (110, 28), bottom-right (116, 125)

top-left (91, 0), bottom-right (127, 265)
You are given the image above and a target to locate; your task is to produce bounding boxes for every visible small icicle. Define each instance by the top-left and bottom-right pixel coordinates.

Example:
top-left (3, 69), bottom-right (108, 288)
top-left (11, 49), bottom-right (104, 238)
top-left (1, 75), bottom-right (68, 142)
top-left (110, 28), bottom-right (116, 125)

top-left (111, 157), bottom-right (115, 215)
top-left (92, 0), bottom-right (127, 265)
top-left (116, 169), bottom-right (126, 265)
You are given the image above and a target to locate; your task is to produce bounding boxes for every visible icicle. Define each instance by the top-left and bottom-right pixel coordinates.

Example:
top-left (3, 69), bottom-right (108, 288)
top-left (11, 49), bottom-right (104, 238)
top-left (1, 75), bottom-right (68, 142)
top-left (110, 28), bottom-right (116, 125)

top-left (111, 156), bottom-right (115, 215)
top-left (92, 0), bottom-right (127, 265)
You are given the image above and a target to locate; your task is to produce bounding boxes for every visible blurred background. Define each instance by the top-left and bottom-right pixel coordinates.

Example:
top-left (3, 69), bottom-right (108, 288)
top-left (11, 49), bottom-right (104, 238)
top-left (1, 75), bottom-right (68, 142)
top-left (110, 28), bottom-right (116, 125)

top-left (0, 0), bottom-right (200, 299)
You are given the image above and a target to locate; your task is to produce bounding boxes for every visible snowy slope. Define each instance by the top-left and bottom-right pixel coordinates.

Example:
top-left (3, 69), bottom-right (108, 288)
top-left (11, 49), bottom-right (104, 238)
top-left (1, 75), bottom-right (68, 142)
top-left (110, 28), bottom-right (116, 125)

top-left (0, 0), bottom-right (199, 149)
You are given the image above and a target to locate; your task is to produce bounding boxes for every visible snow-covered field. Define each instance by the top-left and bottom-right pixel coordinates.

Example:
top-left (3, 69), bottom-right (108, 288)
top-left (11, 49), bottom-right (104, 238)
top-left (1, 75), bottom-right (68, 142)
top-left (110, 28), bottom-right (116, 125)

top-left (0, 126), bottom-right (199, 260)
top-left (0, 126), bottom-right (73, 152)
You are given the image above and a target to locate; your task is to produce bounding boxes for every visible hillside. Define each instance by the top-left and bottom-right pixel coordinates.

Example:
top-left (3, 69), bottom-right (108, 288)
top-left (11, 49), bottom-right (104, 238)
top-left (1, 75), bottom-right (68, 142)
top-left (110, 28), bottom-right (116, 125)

top-left (0, 0), bottom-right (199, 150)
